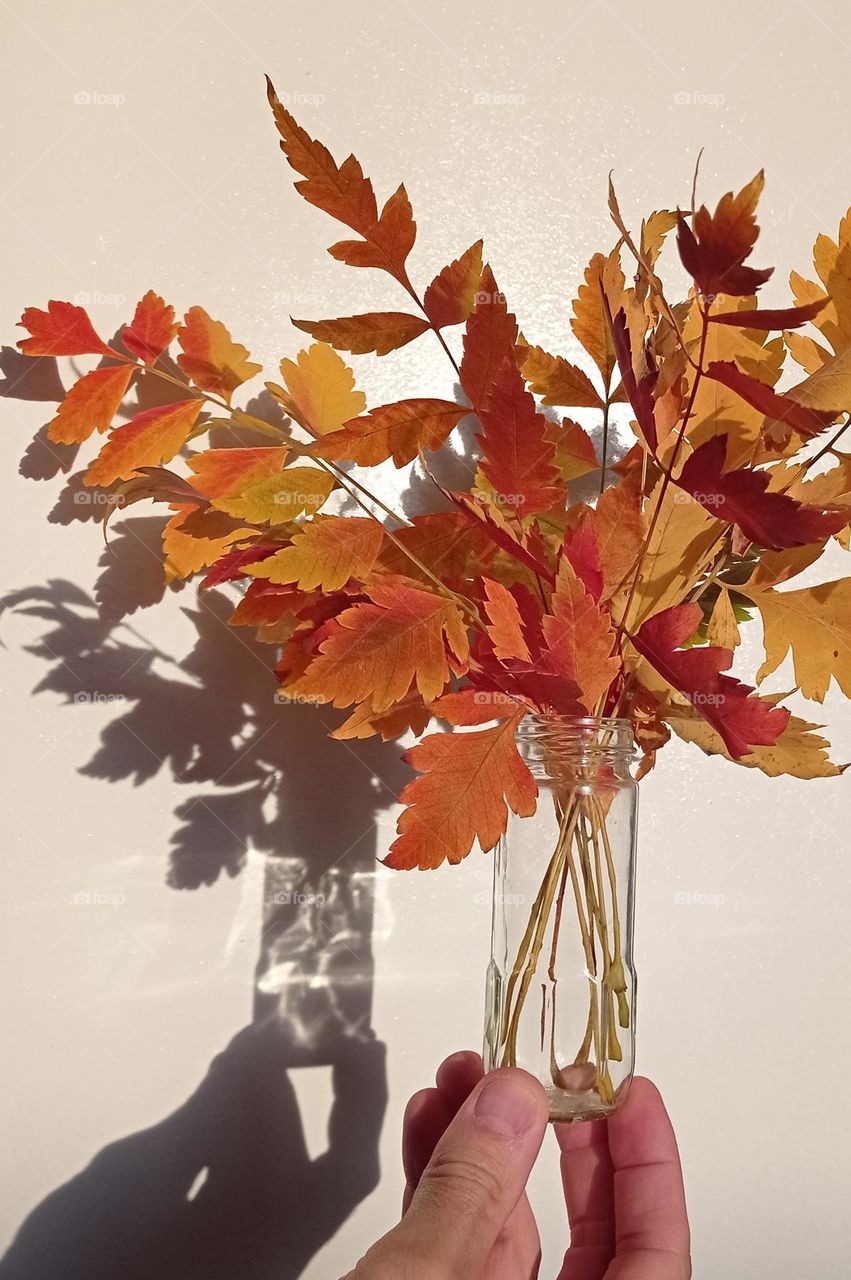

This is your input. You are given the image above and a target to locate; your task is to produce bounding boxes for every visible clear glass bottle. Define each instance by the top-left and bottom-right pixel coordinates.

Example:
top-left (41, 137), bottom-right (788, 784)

top-left (484, 716), bottom-right (639, 1122)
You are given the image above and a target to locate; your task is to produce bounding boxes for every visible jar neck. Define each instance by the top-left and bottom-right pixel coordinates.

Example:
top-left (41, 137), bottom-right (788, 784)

top-left (516, 715), bottom-right (636, 782)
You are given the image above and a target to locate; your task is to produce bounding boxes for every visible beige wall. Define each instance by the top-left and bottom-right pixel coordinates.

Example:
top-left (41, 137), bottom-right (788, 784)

top-left (2, 1), bottom-right (851, 1276)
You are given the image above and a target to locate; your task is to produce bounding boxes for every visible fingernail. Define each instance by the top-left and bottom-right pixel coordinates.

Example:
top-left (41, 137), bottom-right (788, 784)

top-left (473, 1075), bottom-right (540, 1138)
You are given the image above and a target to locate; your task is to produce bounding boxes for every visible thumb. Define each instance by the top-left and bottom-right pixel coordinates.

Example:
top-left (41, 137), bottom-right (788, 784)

top-left (389, 1068), bottom-right (548, 1277)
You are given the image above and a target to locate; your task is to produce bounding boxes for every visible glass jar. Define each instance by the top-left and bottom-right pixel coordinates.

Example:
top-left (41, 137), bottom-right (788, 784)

top-left (484, 716), bottom-right (639, 1122)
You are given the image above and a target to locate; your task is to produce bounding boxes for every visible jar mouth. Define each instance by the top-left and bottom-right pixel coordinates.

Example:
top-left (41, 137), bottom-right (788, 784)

top-left (516, 713), bottom-right (636, 762)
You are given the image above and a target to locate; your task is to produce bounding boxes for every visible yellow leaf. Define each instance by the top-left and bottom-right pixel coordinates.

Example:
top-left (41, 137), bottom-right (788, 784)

top-left (742, 579), bottom-right (851, 701)
top-left (627, 483), bottom-right (722, 627)
top-left (706, 588), bottom-right (740, 649)
top-left (668, 699), bottom-right (842, 778)
top-left (211, 465), bottom-right (335, 523)
top-left (271, 343), bottom-right (365, 435)
top-left (162, 504), bottom-right (252, 583)
top-left (244, 515), bottom-right (383, 591)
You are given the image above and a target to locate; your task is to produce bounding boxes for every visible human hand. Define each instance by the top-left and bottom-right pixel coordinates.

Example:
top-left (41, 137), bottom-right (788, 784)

top-left (344, 1052), bottom-right (690, 1280)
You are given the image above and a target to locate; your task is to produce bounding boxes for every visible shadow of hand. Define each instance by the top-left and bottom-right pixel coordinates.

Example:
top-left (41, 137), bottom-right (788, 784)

top-left (0, 1024), bottom-right (388, 1280)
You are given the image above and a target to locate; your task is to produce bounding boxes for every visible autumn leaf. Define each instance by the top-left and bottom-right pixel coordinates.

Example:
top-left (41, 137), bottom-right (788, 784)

top-left (314, 398), bottom-right (469, 468)
top-left (630, 602), bottom-right (790, 758)
top-left (625, 483), bottom-right (720, 628)
top-left (266, 75), bottom-right (378, 235)
top-left (162, 503), bottom-right (252, 583)
top-left (211, 464), bottom-right (335, 524)
top-left (84, 398), bottom-right (204, 487)
top-left (705, 360), bottom-right (834, 440)
top-left (385, 693), bottom-right (536, 870)
top-left (571, 252), bottom-right (624, 385)
top-left (606, 301), bottom-right (658, 451)
top-left (122, 290), bottom-right (177, 364)
top-left (292, 312), bottom-right (429, 356)
top-left (550, 418), bottom-right (599, 484)
top-left (332, 686), bottom-right (431, 742)
top-left (667, 698), bottom-right (843, 779)
top-left (741, 578), bottom-right (851, 702)
top-left (676, 172), bottom-right (773, 298)
top-left (706, 588), bottom-right (741, 649)
top-left (423, 240), bottom-right (484, 329)
top-left (786, 345), bottom-right (851, 415)
top-left (327, 184), bottom-right (416, 281)
top-left (270, 343), bottom-right (365, 434)
top-left (188, 446), bottom-right (289, 499)
top-left (47, 363), bottom-right (134, 444)
top-left (483, 578), bottom-right (532, 662)
top-left (176, 306), bottom-right (262, 403)
top-left (451, 492), bottom-right (556, 583)
top-left (540, 559), bottom-right (620, 711)
top-left (244, 515), bottom-right (383, 591)
top-left (676, 434), bottom-right (849, 550)
top-left (291, 581), bottom-right (469, 712)
top-left (565, 477), bottom-right (646, 606)
top-left (377, 510), bottom-right (494, 584)
top-left (18, 300), bottom-right (113, 357)
top-left (519, 344), bottom-right (604, 409)
top-left (477, 357), bottom-right (562, 516)
top-left (459, 264), bottom-right (518, 409)
top-left (201, 544), bottom-right (278, 588)
top-left (708, 299), bottom-right (825, 330)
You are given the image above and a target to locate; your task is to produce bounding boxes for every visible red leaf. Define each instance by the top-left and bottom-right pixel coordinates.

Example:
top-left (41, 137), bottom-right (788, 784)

top-left (201, 545), bottom-right (278, 588)
top-left (562, 518), bottom-right (604, 600)
top-left (708, 300), bottom-right (825, 330)
top-left (606, 301), bottom-right (658, 451)
top-left (675, 173), bottom-right (772, 299)
top-left (123, 290), bottom-right (178, 363)
top-left (477, 357), bottom-right (562, 516)
top-left (705, 360), bottom-right (835, 440)
top-left (631, 603), bottom-right (790, 758)
top-left (423, 240), bottom-right (484, 329)
top-left (459, 265), bottom-right (518, 408)
top-left (676, 435), bottom-right (849, 550)
top-left (539, 559), bottom-right (620, 711)
top-left (327, 184), bottom-right (416, 281)
top-left (18, 300), bottom-right (113, 357)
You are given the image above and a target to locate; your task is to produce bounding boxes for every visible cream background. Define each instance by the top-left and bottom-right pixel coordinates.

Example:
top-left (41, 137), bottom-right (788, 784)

top-left (2, 1), bottom-right (851, 1277)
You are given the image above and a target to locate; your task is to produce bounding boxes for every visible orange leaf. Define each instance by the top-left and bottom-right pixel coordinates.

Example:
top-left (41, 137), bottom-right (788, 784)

top-left (17, 300), bottom-right (113, 357)
top-left (478, 357), bottom-right (562, 516)
top-left (244, 515), bottom-right (383, 591)
top-left (122, 290), bottom-right (177, 364)
top-left (291, 581), bottom-right (469, 712)
top-left (176, 306), bottom-right (261, 403)
top-left (292, 312), bottom-right (429, 356)
top-left (84, 399), bottom-right (204, 487)
top-left (385, 698), bottom-right (536, 870)
top-left (332, 685), bottom-right (431, 741)
top-left (483, 578), bottom-right (532, 661)
top-left (520, 344), bottom-right (604, 409)
top-left (327, 184), bottom-right (416, 281)
top-left (162, 503), bottom-right (252, 583)
top-left (266, 76), bottom-right (378, 235)
top-left (314, 398), bottom-right (469, 467)
top-left (377, 510), bottom-right (494, 583)
top-left (47, 363), bottom-right (134, 444)
top-left (541, 559), bottom-right (620, 711)
top-left (551, 418), bottom-right (599, 483)
top-left (423, 240), bottom-right (484, 329)
top-left (571, 253), bottom-right (624, 384)
top-left (459, 264), bottom-right (518, 408)
top-left (187, 447), bottom-right (289, 499)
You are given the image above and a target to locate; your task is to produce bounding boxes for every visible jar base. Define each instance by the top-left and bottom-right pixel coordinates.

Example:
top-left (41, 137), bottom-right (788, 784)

top-left (546, 1077), bottom-right (632, 1124)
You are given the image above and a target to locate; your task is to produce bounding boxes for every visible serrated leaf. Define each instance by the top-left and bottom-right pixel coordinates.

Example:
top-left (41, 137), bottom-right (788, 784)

top-left (520, 344), bottom-right (604, 408)
top-left (84, 398), bottom-right (204, 487)
top-left (123, 290), bottom-right (177, 364)
top-left (314, 398), bottom-right (469, 467)
top-left (271, 343), bottom-right (366, 436)
top-left (743, 579), bottom-right (851, 702)
top-left (18, 300), bottom-right (113, 357)
top-left (292, 312), bottom-right (429, 356)
top-left (47, 363), bottom-right (134, 444)
top-left (212, 464), bottom-right (335, 524)
top-left (176, 306), bottom-right (262, 403)
top-left (423, 240), bottom-right (484, 329)
top-left (244, 515), bottom-right (383, 591)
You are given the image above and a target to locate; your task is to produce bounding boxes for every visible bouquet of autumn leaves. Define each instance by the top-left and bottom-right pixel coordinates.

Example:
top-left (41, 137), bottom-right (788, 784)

top-left (15, 78), bottom-right (851, 875)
